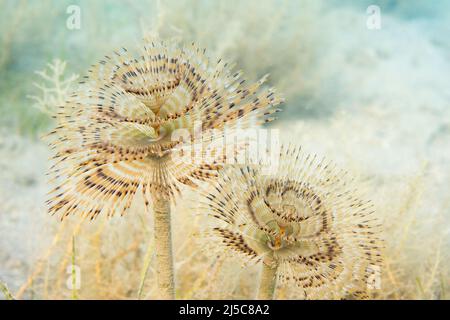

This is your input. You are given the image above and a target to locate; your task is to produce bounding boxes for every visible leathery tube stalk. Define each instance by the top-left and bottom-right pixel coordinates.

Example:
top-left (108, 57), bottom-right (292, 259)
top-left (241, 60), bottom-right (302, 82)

top-left (152, 194), bottom-right (175, 299)
top-left (257, 260), bottom-right (277, 300)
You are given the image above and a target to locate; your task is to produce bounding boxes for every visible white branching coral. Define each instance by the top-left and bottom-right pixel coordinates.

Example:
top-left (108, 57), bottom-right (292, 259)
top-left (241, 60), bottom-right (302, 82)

top-left (29, 59), bottom-right (79, 116)
top-left (202, 146), bottom-right (383, 299)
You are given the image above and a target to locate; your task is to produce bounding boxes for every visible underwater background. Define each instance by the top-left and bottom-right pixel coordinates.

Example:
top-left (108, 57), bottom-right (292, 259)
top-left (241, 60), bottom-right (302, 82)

top-left (0, 0), bottom-right (449, 299)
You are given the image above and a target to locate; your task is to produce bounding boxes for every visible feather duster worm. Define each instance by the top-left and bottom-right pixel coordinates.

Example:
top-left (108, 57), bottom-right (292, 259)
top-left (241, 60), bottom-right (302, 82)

top-left (46, 40), bottom-right (283, 219)
top-left (46, 39), bottom-right (283, 299)
top-left (202, 146), bottom-right (383, 299)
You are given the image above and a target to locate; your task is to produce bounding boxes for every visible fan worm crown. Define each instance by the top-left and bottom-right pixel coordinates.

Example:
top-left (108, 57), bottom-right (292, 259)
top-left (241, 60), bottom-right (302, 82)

top-left (202, 146), bottom-right (383, 299)
top-left (46, 39), bottom-right (283, 219)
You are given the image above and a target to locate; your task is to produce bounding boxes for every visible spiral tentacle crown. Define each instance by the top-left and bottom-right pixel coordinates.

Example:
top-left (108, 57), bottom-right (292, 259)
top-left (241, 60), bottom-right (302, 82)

top-left (203, 146), bottom-right (383, 299)
top-left (46, 39), bottom-right (283, 219)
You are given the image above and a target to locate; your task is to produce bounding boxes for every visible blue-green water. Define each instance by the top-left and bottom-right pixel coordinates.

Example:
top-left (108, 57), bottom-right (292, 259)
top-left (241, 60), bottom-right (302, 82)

top-left (1, 0), bottom-right (448, 135)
